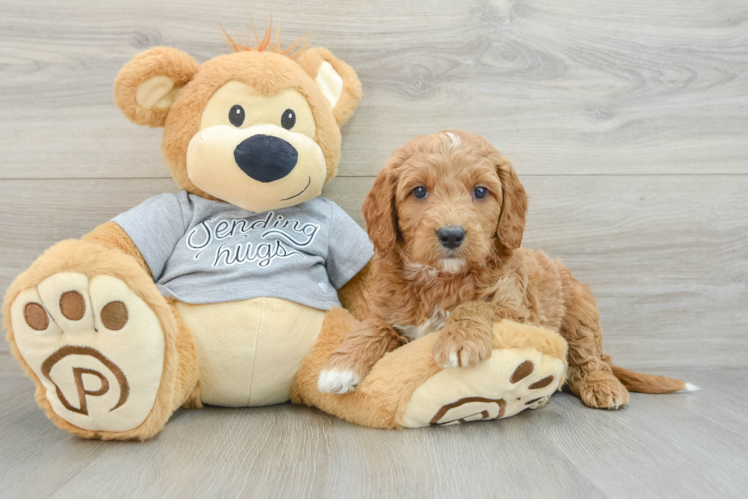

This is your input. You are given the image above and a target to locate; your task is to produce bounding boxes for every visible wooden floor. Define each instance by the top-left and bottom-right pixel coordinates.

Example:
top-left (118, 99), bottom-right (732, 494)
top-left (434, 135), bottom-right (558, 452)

top-left (1, 0), bottom-right (747, 497)
top-left (0, 371), bottom-right (745, 498)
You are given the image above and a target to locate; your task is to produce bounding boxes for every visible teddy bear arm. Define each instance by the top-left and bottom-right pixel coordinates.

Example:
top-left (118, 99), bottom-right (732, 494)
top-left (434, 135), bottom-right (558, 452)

top-left (292, 311), bottom-right (569, 429)
top-left (81, 221), bottom-right (152, 278)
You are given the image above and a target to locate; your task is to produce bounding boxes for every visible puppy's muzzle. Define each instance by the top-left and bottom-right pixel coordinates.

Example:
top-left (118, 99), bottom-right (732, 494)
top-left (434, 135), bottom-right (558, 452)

top-left (438, 226), bottom-right (465, 249)
top-left (234, 134), bottom-right (298, 183)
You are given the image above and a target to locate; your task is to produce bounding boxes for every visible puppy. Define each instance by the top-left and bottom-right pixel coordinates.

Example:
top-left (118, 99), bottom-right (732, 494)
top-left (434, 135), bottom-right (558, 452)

top-left (318, 130), bottom-right (691, 409)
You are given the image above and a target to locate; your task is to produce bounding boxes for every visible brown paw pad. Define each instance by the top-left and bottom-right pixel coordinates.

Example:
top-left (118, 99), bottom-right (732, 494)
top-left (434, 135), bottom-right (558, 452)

top-left (100, 301), bottom-right (128, 331)
top-left (529, 375), bottom-right (554, 390)
top-left (24, 302), bottom-right (49, 331)
top-left (510, 360), bottom-right (534, 383)
top-left (60, 291), bottom-right (86, 320)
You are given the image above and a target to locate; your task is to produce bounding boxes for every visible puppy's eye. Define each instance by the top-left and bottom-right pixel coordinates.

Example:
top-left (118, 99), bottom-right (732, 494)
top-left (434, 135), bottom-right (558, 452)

top-left (413, 186), bottom-right (428, 199)
top-left (281, 109), bottom-right (296, 130)
top-left (473, 187), bottom-right (488, 199)
top-left (229, 105), bottom-right (245, 127)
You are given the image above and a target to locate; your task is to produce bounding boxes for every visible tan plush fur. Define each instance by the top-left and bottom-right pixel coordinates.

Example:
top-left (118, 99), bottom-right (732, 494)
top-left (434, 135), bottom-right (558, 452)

top-left (296, 47), bottom-right (363, 127)
top-left (493, 320), bottom-right (568, 366)
top-left (82, 221), bottom-right (152, 276)
top-left (113, 47), bottom-right (200, 128)
top-left (325, 130), bottom-right (686, 409)
top-left (114, 46), bottom-right (360, 200)
top-left (2, 237), bottom-right (200, 440)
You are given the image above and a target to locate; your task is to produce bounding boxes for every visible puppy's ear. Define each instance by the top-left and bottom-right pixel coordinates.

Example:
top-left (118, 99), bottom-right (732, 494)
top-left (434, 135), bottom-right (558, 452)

top-left (297, 47), bottom-right (362, 127)
top-left (496, 157), bottom-right (528, 250)
top-left (114, 47), bottom-right (199, 128)
top-left (362, 160), bottom-right (399, 254)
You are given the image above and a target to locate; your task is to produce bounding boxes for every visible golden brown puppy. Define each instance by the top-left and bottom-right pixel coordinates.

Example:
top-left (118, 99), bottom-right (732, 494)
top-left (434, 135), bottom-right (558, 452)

top-left (317, 130), bottom-right (693, 409)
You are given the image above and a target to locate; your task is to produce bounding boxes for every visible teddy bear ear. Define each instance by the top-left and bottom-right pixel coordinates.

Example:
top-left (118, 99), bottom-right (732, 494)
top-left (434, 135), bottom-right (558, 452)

top-left (296, 47), bottom-right (362, 127)
top-left (114, 47), bottom-right (200, 128)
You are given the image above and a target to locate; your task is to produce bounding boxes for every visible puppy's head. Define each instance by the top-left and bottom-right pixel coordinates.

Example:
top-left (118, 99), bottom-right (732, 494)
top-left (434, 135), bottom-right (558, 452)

top-left (363, 130), bottom-right (527, 274)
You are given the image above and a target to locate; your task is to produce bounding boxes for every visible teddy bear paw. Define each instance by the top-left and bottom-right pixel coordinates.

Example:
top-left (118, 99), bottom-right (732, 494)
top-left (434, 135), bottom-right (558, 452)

top-left (10, 272), bottom-right (165, 432)
top-left (400, 348), bottom-right (566, 428)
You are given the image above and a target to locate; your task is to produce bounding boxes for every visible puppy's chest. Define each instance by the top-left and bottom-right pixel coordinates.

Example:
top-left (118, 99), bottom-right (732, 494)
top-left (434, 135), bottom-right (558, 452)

top-left (393, 309), bottom-right (450, 342)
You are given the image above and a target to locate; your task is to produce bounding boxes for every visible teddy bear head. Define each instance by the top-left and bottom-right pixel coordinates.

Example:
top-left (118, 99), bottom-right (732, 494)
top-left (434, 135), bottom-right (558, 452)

top-left (113, 36), bottom-right (361, 212)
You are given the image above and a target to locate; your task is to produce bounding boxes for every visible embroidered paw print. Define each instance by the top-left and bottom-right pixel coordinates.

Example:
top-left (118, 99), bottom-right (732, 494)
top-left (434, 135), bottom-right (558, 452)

top-left (429, 359), bottom-right (559, 426)
top-left (430, 396), bottom-right (506, 425)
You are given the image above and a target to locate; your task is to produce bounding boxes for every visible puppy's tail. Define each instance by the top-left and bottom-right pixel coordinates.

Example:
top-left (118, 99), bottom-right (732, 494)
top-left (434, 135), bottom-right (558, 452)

top-left (611, 365), bottom-right (699, 394)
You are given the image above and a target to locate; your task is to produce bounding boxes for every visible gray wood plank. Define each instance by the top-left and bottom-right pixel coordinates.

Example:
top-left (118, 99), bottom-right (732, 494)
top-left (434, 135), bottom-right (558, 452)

top-left (0, 386), bottom-right (111, 498)
top-left (53, 410), bottom-right (605, 498)
top-left (547, 371), bottom-right (748, 498)
top-left (0, 372), bottom-right (745, 498)
top-left (0, 0), bottom-right (746, 179)
top-left (0, 352), bottom-right (23, 378)
top-left (2, 175), bottom-right (746, 373)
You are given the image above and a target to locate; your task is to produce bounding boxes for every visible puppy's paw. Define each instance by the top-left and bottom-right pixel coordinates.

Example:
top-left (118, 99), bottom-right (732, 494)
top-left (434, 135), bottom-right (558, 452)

top-left (433, 322), bottom-right (493, 368)
top-left (578, 372), bottom-right (630, 410)
top-left (317, 369), bottom-right (361, 394)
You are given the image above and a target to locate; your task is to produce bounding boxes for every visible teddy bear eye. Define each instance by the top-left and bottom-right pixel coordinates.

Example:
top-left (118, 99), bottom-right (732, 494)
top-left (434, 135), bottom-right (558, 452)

top-left (229, 105), bottom-right (245, 127)
top-left (281, 109), bottom-right (296, 130)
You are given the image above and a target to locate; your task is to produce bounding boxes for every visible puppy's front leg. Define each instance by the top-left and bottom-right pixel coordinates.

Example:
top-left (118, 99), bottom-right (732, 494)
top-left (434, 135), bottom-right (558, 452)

top-left (433, 301), bottom-right (495, 368)
top-left (318, 318), bottom-right (407, 394)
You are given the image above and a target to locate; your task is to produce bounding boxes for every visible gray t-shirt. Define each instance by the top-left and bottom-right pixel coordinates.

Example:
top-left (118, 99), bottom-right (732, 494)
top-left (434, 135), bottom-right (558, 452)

top-left (112, 192), bottom-right (374, 310)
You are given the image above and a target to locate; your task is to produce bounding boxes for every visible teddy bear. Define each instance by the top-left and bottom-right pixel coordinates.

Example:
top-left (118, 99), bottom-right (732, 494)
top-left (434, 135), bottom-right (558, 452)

top-left (2, 31), bottom-right (569, 440)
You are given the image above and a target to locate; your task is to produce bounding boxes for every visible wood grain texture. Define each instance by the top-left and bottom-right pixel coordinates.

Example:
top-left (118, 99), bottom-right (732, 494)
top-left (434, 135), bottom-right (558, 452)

top-left (0, 372), bottom-right (745, 498)
top-left (0, 0), bottom-right (746, 179)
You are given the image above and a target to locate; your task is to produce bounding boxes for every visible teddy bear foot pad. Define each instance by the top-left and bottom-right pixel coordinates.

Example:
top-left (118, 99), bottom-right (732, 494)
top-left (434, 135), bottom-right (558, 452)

top-left (401, 346), bottom-right (565, 428)
top-left (11, 272), bottom-right (165, 432)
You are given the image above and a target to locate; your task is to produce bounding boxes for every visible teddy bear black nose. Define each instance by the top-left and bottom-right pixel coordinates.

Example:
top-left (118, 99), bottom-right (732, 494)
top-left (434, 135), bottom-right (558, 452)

top-left (233, 134), bottom-right (298, 183)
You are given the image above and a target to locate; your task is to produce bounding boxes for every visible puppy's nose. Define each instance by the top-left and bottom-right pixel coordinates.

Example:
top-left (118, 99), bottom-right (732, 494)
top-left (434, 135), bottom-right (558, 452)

top-left (234, 134), bottom-right (298, 182)
top-left (437, 226), bottom-right (465, 249)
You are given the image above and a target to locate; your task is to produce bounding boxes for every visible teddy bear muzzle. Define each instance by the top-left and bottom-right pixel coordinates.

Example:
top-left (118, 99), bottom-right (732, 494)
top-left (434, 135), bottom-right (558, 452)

top-left (186, 123), bottom-right (327, 213)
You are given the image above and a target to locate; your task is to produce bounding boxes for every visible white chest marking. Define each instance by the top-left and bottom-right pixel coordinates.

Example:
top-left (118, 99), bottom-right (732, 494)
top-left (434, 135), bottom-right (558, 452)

top-left (394, 309), bottom-right (450, 341)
